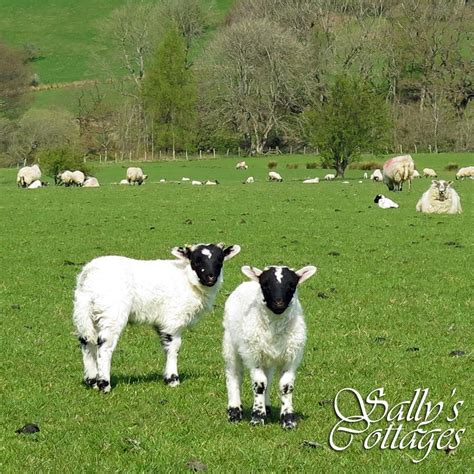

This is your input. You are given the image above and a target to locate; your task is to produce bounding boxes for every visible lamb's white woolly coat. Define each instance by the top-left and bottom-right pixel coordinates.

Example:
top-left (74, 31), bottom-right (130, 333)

top-left (17, 164), bottom-right (41, 187)
top-left (223, 281), bottom-right (306, 370)
top-left (74, 256), bottom-right (222, 342)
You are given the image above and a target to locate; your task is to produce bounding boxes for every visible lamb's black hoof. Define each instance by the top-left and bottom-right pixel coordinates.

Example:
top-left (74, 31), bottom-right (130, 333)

top-left (164, 374), bottom-right (180, 387)
top-left (227, 406), bottom-right (243, 423)
top-left (250, 410), bottom-right (266, 426)
top-left (84, 377), bottom-right (97, 388)
top-left (97, 379), bottom-right (111, 393)
top-left (281, 412), bottom-right (297, 429)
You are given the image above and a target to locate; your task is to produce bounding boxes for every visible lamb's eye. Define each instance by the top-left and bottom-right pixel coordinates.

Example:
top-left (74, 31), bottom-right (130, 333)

top-left (201, 268), bottom-right (205, 272)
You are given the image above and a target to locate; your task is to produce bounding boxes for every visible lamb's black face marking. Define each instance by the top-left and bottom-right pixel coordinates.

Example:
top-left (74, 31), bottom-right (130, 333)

top-left (374, 194), bottom-right (383, 203)
top-left (259, 267), bottom-right (299, 315)
top-left (189, 244), bottom-right (226, 287)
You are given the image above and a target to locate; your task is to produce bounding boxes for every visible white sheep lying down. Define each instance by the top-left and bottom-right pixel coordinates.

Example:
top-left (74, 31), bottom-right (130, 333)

top-left (416, 180), bottom-right (462, 214)
top-left (83, 177), bottom-right (100, 187)
top-left (73, 243), bottom-right (240, 392)
top-left (17, 164), bottom-right (41, 187)
top-left (223, 264), bottom-right (316, 429)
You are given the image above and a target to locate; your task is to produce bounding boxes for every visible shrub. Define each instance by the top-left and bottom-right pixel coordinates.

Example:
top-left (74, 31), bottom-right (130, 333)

top-left (306, 162), bottom-right (320, 169)
top-left (348, 161), bottom-right (382, 170)
top-left (286, 163), bottom-right (299, 169)
top-left (38, 147), bottom-right (91, 180)
top-left (267, 160), bottom-right (277, 169)
top-left (444, 163), bottom-right (459, 171)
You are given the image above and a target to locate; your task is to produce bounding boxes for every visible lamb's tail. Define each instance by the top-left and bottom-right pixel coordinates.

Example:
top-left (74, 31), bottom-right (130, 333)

top-left (72, 270), bottom-right (97, 343)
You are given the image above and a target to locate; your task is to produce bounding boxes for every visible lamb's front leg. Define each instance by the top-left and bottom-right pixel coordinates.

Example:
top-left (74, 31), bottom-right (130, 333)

top-left (158, 330), bottom-right (182, 387)
top-left (250, 367), bottom-right (267, 425)
top-left (279, 369), bottom-right (297, 429)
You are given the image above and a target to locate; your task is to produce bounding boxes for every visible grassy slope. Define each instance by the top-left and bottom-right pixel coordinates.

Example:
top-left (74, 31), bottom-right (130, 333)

top-left (0, 0), bottom-right (233, 111)
top-left (0, 153), bottom-right (472, 472)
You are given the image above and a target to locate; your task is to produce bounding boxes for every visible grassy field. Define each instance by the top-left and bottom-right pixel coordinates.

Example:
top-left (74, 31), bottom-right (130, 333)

top-left (1, 153), bottom-right (473, 472)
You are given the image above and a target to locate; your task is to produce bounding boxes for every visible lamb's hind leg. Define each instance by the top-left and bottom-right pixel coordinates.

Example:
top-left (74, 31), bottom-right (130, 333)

top-left (78, 336), bottom-right (98, 388)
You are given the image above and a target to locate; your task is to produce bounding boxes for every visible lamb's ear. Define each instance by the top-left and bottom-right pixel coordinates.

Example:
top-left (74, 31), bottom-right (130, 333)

top-left (171, 246), bottom-right (191, 260)
top-left (241, 265), bottom-right (262, 281)
top-left (295, 266), bottom-right (317, 285)
top-left (446, 180), bottom-right (453, 187)
top-left (224, 245), bottom-right (241, 261)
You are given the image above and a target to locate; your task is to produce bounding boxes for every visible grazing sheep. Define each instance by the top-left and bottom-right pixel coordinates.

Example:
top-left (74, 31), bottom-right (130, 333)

top-left (83, 177), bottom-right (100, 188)
top-left (423, 168), bottom-right (437, 178)
top-left (363, 172), bottom-right (368, 179)
top-left (73, 243), bottom-right (241, 392)
top-left (205, 180), bottom-right (219, 185)
top-left (159, 179), bottom-right (166, 183)
top-left (119, 179), bottom-right (129, 185)
top-left (374, 194), bottom-right (399, 209)
top-left (456, 166), bottom-right (474, 180)
top-left (370, 169), bottom-right (383, 182)
top-left (268, 171), bottom-right (283, 182)
top-left (57, 170), bottom-right (74, 186)
top-left (416, 180), bottom-right (462, 214)
top-left (236, 161), bottom-right (248, 170)
top-left (324, 174), bottom-right (335, 181)
top-left (192, 180), bottom-right (202, 186)
top-left (223, 264), bottom-right (317, 429)
top-left (71, 170), bottom-right (85, 187)
top-left (126, 167), bottom-right (147, 185)
top-left (303, 178), bottom-right (319, 184)
top-left (383, 155), bottom-right (415, 191)
top-left (17, 164), bottom-right (41, 188)
top-left (412, 169), bottom-right (421, 178)
top-left (27, 180), bottom-right (43, 189)
top-left (244, 176), bottom-right (255, 184)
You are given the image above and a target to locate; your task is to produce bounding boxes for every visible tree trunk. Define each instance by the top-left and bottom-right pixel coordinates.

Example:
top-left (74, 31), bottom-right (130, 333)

top-left (335, 160), bottom-right (346, 178)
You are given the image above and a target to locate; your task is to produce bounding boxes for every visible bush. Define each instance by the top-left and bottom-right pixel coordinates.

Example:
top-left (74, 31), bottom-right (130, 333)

top-left (306, 162), bottom-right (320, 169)
top-left (444, 163), bottom-right (459, 171)
top-left (348, 160), bottom-right (382, 170)
top-left (267, 160), bottom-right (277, 169)
top-left (286, 163), bottom-right (299, 169)
top-left (38, 147), bottom-right (91, 180)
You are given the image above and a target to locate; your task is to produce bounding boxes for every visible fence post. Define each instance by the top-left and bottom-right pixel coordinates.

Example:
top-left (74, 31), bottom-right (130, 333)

top-left (129, 151), bottom-right (132, 162)
top-left (428, 144), bottom-right (432, 153)
top-left (199, 149), bottom-right (202, 159)
top-left (226, 149), bottom-right (229, 156)
top-left (185, 149), bottom-right (188, 160)
top-left (414, 144), bottom-right (417, 153)
top-left (238, 147), bottom-right (240, 157)
top-left (303, 146), bottom-right (306, 155)
top-left (213, 148), bottom-right (216, 158)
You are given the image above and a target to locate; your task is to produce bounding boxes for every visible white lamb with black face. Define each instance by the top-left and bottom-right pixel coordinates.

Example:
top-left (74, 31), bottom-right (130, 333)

top-left (223, 264), bottom-right (317, 429)
top-left (73, 243), bottom-right (240, 393)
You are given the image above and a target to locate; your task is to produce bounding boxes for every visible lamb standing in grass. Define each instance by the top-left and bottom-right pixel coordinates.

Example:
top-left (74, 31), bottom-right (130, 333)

top-left (268, 171), bottom-right (283, 182)
top-left (423, 168), bottom-right (437, 178)
top-left (416, 180), bottom-right (462, 214)
top-left (370, 169), bottom-right (383, 182)
top-left (223, 264), bottom-right (317, 429)
top-left (73, 243), bottom-right (241, 392)
top-left (126, 167), bottom-right (147, 185)
top-left (324, 174), bottom-right (335, 181)
top-left (17, 164), bottom-right (41, 188)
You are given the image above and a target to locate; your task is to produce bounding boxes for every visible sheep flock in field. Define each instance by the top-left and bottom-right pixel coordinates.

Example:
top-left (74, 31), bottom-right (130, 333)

top-left (416, 180), bottom-right (462, 214)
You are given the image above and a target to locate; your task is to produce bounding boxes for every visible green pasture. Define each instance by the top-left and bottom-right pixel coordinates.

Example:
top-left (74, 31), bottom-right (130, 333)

top-left (0, 153), bottom-right (472, 472)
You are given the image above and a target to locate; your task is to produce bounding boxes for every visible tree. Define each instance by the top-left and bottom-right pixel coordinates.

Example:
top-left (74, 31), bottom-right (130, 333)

top-left (201, 19), bottom-right (311, 154)
top-left (0, 42), bottom-right (32, 118)
top-left (142, 26), bottom-right (196, 154)
top-left (306, 75), bottom-right (390, 177)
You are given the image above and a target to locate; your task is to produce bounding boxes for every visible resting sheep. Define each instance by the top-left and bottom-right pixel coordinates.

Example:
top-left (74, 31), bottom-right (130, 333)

top-left (223, 264), bottom-right (316, 429)
top-left (268, 171), bottom-right (283, 182)
top-left (303, 178), bottom-right (319, 184)
top-left (370, 169), bottom-right (383, 182)
top-left (126, 167), bottom-right (147, 185)
top-left (456, 166), bottom-right (474, 180)
top-left (83, 177), bottom-right (100, 188)
top-left (423, 168), bottom-right (437, 178)
top-left (383, 155), bottom-right (415, 191)
top-left (27, 180), bottom-right (43, 189)
top-left (236, 161), bottom-right (248, 170)
top-left (205, 180), bottom-right (219, 185)
top-left (73, 243), bottom-right (241, 392)
top-left (192, 180), bottom-right (202, 186)
top-left (244, 177), bottom-right (255, 184)
top-left (17, 164), bottom-right (41, 188)
top-left (416, 180), bottom-right (462, 214)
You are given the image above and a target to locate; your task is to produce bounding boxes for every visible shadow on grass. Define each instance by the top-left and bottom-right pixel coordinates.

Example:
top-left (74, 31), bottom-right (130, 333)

top-left (111, 371), bottom-right (194, 387)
